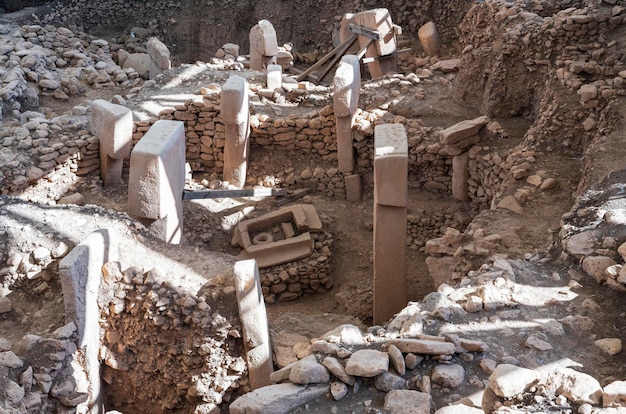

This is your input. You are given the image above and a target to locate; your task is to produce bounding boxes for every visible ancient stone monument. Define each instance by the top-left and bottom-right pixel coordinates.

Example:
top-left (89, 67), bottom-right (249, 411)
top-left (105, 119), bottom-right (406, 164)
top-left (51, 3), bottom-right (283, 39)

top-left (249, 20), bottom-right (278, 71)
top-left (373, 123), bottom-right (408, 324)
top-left (220, 75), bottom-right (250, 188)
top-left (334, 54), bottom-right (360, 174)
top-left (59, 228), bottom-right (118, 413)
top-left (418, 21), bottom-right (441, 57)
top-left (234, 259), bottom-right (274, 389)
top-left (353, 9), bottom-right (399, 78)
top-left (128, 120), bottom-right (186, 244)
top-left (91, 99), bottom-right (132, 187)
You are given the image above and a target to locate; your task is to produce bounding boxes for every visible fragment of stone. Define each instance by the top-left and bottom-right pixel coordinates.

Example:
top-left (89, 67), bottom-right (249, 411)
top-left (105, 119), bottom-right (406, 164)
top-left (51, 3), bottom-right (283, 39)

top-left (345, 349), bottom-right (389, 377)
top-left (321, 324), bottom-right (364, 346)
top-left (330, 381), bottom-right (348, 401)
top-left (58, 193), bottom-right (85, 206)
top-left (545, 367), bottom-right (602, 405)
top-left (387, 344), bottom-right (406, 376)
top-left (559, 315), bottom-right (595, 333)
top-left (387, 339), bottom-right (455, 355)
top-left (488, 364), bottom-right (539, 398)
top-left (582, 255), bottom-right (617, 283)
top-left (435, 405), bottom-right (485, 414)
top-left (375, 371), bottom-right (406, 392)
top-left (0, 297), bottom-right (11, 314)
top-left (0, 351), bottom-right (23, 368)
top-left (321, 356), bottom-right (355, 385)
top-left (288, 360), bottom-right (330, 385)
top-left (479, 359), bottom-right (496, 374)
top-left (431, 364), bottom-right (465, 389)
top-left (603, 380), bottom-right (626, 407)
top-left (405, 353), bottom-right (424, 370)
top-left (594, 338), bottom-right (622, 355)
top-left (525, 335), bottom-right (554, 351)
top-left (386, 302), bottom-right (423, 337)
top-left (384, 390), bottom-right (432, 414)
top-left (459, 338), bottom-right (489, 353)
top-left (227, 383), bottom-right (328, 414)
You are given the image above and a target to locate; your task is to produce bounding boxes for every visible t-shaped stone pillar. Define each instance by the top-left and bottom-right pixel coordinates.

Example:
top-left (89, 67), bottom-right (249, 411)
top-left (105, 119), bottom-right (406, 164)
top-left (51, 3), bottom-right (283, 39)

top-left (334, 55), bottom-right (360, 175)
top-left (249, 20), bottom-right (278, 71)
top-left (128, 120), bottom-right (186, 244)
top-left (373, 123), bottom-right (408, 325)
top-left (91, 99), bottom-right (132, 187)
top-left (221, 75), bottom-right (250, 188)
top-left (354, 9), bottom-right (398, 79)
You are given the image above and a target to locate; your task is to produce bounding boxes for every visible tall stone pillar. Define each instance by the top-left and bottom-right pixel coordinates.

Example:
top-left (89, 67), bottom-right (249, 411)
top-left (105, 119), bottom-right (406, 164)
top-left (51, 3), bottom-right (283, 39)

top-left (249, 20), bottom-right (278, 71)
top-left (452, 152), bottom-right (470, 202)
top-left (128, 120), bottom-right (186, 244)
top-left (221, 75), bottom-right (250, 188)
top-left (334, 55), bottom-right (360, 174)
top-left (354, 9), bottom-right (398, 79)
top-left (373, 123), bottom-right (408, 325)
top-left (234, 259), bottom-right (273, 389)
top-left (92, 99), bottom-right (132, 187)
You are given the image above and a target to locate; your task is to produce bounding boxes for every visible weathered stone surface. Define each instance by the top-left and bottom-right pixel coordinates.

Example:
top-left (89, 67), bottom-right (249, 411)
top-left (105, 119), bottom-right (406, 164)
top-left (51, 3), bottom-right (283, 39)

top-left (345, 349), bottom-right (389, 377)
top-left (321, 324), bottom-right (364, 346)
top-left (387, 344), bottom-right (406, 376)
top-left (582, 255), bottom-right (617, 283)
top-left (384, 390), bottom-right (432, 414)
top-left (603, 380), bottom-right (626, 408)
top-left (594, 338), bottom-right (622, 355)
top-left (432, 364), bottom-right (465, 388)
top-left (439, 116), bottom-right (489, 146)
top-left (547, 368), bottom-right (602, 405)
top-left (288, 360), bottom-right (330, 385)
top-left (387, 339), bottom-right (456, 355)
top-left (375, 371), bottom-right (406, 392)
top-left (488, 364), bottom-right (539, 398)
top-left (418, 21), bottom-right (441, 56)
top-left (229, 383), bottom-right (327, 414)
top-left (435, 405), bottom-right (485, 414)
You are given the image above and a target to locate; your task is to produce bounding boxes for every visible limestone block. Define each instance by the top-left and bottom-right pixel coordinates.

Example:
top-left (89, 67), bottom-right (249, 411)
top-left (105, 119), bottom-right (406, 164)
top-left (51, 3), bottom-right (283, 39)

top-left (146, 37), bottom-right (171, 71)
top-left (603, 380), bottom-right (626, 407)
top-left (345, 174), bottom-right (362, 201)
top-left (578, 84), bottom-right (598, 103)
top-left (439, 116), bottom-right (490, 146)
top-left (387, 339), bottom-right (456, 355)
top-left (221, 75), bottom-right (249, 125)
top-left (128, 120), bottom-right (185, 244)
top-left (229, 383), bottom-right (327, 414)
top-left (267, 64), bottom-right (282, 90)
top-left (234, 259), bottom-right (273, 389)
top-left (249, 20), bottom-right (278, 71)
top-left (345, 349), bottom-right (389, 377)
top-left (488, 364), bottom-right (539, 398)
top-left (374, 123), bottom-right (407, 208)
top-left (354, 9), bottom-right (397, 57)
top-left (373, 203), bottom-right (407, 324)
top-left (418, 22), bottom-right (441, 57)
top-left (384, 390), bottom-right (431, 414)
top-left (333, 55), bottom-right (360, 117)
top-left (91, 100), bottom-right (132, 159)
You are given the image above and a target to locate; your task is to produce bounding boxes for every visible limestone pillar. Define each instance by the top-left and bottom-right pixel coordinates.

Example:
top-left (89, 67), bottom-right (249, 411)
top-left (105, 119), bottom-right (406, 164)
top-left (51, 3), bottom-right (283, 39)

top-left (59, 228), bottom-right (118, 413)
top-left (452, 152), bottom-right (470, 202)
top-left (234, 259), bottom-right (273, 389)
top-left (354, 9), bottom-right (398, 79)
top-left (418, 22), bottom-right (441, 57)
top-left (267, 64), bottom-right (282, 90)
top-left (333, 55), bottom-right (360, 175)
top-left (373, 123), bottom-right (408, 325)
top-left (92, 99), bottom-right (132, 187)
top-left (128, 120), bottom-right (186, 244)
top-left (221, 75), bottom-right (250, 188)
top-left (249, 20), bottom-right (278, 71)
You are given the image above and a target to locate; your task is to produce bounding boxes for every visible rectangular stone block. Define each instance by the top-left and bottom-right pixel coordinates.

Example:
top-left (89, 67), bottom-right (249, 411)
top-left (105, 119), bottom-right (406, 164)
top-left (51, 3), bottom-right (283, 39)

top-left (355, 9), bottom-right (397, 57)
top-left (439, 116), bottom-right (489, 146)
top-left (373, 204), bottom-right (407, 325)
top-left (334, 55), bottom-right (360, 117)
top-left (267, 64), bottom-right (282, 90)
top-left (418, 21), bottom-right (441, 57)
top-left (129, 120), bottom-right (185, 243)
top-left (92, 99), bottom-right (133, 159)
top-left (249, 20), bottom-right (278, 71)
top-left (336, 116), bottom-right (354, 173)
top-left (452, 152), bottom-right (470, 202)
top-left (345, 174), bottom-right (362, 201)
top-left (146, 37), bottom-right (171, 71)
top-left (374, 124), bottom-right (407, 207)
top-left (245, 233), bottom-right (313, 268)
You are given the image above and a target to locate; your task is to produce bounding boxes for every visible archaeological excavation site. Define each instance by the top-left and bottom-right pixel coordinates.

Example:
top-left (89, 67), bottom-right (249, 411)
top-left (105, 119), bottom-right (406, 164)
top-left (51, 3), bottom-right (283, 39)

top-left (1, 0), bottom-right (626, 412)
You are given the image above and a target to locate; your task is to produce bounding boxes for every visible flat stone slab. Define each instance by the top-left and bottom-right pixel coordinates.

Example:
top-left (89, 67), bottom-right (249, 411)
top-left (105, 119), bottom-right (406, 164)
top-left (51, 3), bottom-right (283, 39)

top-left (384, 390), bottom-right (432, 414)
top-left (345, 349), bottom-right (389, 377)
top-left (387, 339), bottom-right (456, 355)
top-left (439, 116), bottom-right (489, 146)
top-left (229, 383), bottom-right (327, 414)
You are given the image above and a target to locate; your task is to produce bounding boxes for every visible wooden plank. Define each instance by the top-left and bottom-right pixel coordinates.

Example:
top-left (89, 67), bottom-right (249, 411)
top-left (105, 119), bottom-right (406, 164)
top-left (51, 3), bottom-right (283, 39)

top-left (296, 35), bottom-right (357, 82)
